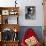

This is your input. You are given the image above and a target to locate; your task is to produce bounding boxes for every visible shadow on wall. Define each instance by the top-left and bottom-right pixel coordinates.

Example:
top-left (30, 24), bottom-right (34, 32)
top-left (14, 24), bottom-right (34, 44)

top-left (18, 26), bottom-right (44, 44)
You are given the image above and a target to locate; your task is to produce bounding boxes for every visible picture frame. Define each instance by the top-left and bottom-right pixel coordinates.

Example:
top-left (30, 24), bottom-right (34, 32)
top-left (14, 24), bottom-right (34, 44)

top-left (25, 6), bottom-right (36, 20)
top-left (2, 10), bottom-right (9, 15)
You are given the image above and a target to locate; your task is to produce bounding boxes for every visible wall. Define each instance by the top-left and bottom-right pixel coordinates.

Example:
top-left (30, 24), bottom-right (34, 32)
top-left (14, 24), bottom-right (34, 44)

top-left (0, 0), bottom-right (44, 26)
top-left (18, 0), bottom-right (44, 26)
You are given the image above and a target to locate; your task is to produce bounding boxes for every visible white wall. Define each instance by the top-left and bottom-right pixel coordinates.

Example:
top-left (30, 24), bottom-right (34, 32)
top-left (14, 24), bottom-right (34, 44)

top-left (0, 0), bottom-right (44, 26)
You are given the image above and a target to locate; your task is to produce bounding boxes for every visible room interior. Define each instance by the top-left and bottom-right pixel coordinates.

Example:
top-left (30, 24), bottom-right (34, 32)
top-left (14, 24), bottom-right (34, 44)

top-left (0, 0), bottom-right (46, 46)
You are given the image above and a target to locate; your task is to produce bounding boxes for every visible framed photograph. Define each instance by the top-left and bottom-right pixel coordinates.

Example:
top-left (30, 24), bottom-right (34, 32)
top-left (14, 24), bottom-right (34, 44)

top-left (2, 10), bottom-right (9, 15)
top-left (25, 6), bottom-right (36, 20)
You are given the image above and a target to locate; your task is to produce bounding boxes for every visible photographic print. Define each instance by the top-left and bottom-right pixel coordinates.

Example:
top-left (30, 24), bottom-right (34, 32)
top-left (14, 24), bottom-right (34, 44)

top-left (25, 6), bottom-right (36, 20)
top-left (2, 10), bottom-right (9, 15)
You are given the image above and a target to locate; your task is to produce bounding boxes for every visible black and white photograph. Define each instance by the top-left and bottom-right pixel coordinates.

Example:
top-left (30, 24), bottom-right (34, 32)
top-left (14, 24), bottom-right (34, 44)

top-left (25, 6), bottom-right (36, 20)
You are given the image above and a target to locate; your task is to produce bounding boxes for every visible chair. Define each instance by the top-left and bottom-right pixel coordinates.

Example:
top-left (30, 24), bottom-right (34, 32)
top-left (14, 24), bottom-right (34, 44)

top-left (21, 28), bottom-right (41, 46)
